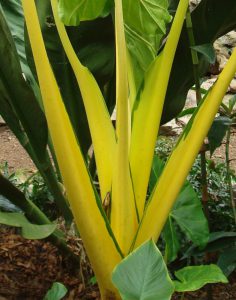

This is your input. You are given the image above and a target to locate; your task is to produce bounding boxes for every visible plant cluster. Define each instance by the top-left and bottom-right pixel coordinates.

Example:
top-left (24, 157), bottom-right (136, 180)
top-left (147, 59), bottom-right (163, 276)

top-left (1, 0), bottom-right (236, 299)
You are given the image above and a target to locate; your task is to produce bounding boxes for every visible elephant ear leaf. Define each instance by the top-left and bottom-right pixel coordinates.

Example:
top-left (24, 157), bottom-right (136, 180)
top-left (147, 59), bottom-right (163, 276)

top-left (112, 240), bottom-right (174, 300)
top-left (123, 0), bottom-right (172, 89)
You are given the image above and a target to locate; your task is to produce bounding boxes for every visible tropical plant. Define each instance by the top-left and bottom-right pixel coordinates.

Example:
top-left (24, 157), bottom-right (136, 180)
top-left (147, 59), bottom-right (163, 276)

top-left (1, 0), bottom-right (236, 298)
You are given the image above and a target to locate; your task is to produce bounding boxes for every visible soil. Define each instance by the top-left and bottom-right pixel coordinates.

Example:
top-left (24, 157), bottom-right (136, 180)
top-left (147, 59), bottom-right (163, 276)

top-left (0, 125), bottom-right (36, 173)
top-left (0, 226), bottom-right (235, 300)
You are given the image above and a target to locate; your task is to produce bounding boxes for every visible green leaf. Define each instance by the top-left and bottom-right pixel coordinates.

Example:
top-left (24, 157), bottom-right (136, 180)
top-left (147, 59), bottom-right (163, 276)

top-left (171, 182), bottom-right (209, 248)
top-left (44, 282), bottom-right (68, 300)
top-left (229, 94), bottom-right (236, 112)
top-left (112, 240), bottom-right (174, 300)
top-left (21, 223), bottom-right (57, 239)
top-left (174, 264), bottom-right (228, 292)
top-left (149, 156), bottom-right (209, 258)
top-left (124, 0), bottom-right (172, 89)
top-left (162, 217), bottom-right (180, 263)
top-left (191, 43), bottom-right (216, 64)
top-left (149, 155), bottom-right (165, 193)
top-left (183, 231), bottom-right (236, 259)
top-left (217, 245), bottom-right (236, 277)
top-left (0, 212), bottom-right (57, 239)
top-left (208, 116), bottom-right (232, 155)
top-left (0, 212), bottom-right (28, 227)
top-left (58, 0), bottom-right (113, 26)
top-left (177, 107), bottom-right (197, 118)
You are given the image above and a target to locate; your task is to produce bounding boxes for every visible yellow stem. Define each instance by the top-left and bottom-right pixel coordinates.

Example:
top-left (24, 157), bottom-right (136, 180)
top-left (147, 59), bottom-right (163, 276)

top-left (110, 0), bottom-right (138, 255)
top-left (51, 0), bottom-right (116, 200)
top-left (134, 47), bottom-right (236, 248)
top-left (22, 0), bottom-right (121, 293)
top-left (129, 0), bottom-right (189, 218)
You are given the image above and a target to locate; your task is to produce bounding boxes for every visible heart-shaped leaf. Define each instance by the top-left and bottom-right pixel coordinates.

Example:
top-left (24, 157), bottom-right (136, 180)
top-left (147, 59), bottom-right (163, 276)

top-left (112, 240), bottom-right (174, 300)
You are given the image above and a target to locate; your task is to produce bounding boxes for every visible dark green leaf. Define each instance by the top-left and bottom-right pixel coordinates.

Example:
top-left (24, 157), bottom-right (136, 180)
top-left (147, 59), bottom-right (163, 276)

top-left (191, 43), bottom-right (216, 64)
top-left (0, 195), bottom-right (21, 212)
top-left (162, 217), bottom-right (180, 263)
top-left (177, 107), bottom-right (197, 118)
top-left (229, 94), bottom-right (236, 112)
top-left (44, 282), bottom-right (68, 300)
top-left (217, 245), bottom-right (236, 277)
top-left (208, 116), bottom-right (232, 155)
top-left (183, 232), bottom-right (236, 259)
top-left (112, 240), bottom-right (174, 300)
top-left (174, 264), bottom-right (228, 292)
top-left (0, 10), bottom-right (48, 163)
top-left (0, 0), bottom-right (41, 99)
top-left (171, 182), bottom-right (209, 248)
top-left (149, 155), bottom-right (165, 193)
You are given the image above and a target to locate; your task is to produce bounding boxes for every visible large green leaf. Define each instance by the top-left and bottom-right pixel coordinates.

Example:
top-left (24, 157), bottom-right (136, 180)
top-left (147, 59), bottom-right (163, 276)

top-left (59, 0), bottom-right (171, 90)
top-left (58, 0), bottom-right (113, 26)
top-left (0, 212), bottom-right (57, 239)
top-left (112, 240), bottom-right (174, 300)
top-left (170, 181), bottom-right (209, 247)
top-left (0, 9), bottom-right (48, 163)
top-left (123, 0), bottom-right (172, 88)
top-left (150, 155), bottom-right (209, 262)
top-left (44, 282), bottom-right (68, 300)
top-left (174, 265), bottom-right (228, 292)
top-left (162, 182), bottom-right (209, 263)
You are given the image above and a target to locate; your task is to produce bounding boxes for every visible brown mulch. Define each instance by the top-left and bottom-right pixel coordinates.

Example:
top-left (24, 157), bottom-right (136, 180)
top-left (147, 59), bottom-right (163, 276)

top-left (0, 225), bottom-right (236, 299)
top-left (0, 226), bottom-right (99, 300)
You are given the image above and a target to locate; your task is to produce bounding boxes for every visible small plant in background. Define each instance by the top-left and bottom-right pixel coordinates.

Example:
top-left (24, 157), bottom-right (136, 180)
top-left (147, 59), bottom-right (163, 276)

top-left (0, 163), bottom-right (59, 220)
top-left (189, 158), bottom-right (236, 232)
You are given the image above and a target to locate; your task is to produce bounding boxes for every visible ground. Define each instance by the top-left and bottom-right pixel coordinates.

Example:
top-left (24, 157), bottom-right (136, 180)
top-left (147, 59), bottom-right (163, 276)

top-left (0, 227), bottom-right (235, 300)
top-left (0, 125), bottom-right (35, 173)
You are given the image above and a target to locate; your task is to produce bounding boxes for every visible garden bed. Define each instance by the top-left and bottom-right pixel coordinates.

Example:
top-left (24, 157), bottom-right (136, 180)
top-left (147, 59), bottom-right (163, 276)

top-left (0, 226), bottom-right (235, 300)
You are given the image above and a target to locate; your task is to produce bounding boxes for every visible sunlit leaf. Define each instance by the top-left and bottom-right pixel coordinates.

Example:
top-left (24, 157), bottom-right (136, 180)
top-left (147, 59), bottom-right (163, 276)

top-left (174, 265), bottom-right (228, 292)
top-left (112, 240), bottom-right (174, 300)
